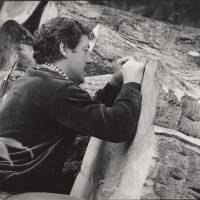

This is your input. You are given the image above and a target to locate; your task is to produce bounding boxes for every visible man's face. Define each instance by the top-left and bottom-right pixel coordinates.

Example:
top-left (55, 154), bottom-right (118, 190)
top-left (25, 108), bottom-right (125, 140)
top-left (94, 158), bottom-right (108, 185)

top-left (66, 35), bottom-right (92, 84)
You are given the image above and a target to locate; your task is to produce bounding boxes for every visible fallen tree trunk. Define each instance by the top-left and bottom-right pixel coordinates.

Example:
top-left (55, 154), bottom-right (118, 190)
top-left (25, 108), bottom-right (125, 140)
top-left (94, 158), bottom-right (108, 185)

top-left (72, 59), bottom-right (160, 199)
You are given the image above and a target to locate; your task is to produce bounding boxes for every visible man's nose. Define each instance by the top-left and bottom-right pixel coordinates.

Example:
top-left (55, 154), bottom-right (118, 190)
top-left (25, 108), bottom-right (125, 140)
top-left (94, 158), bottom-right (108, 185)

top-left (86, 53), bottom-right (93, 64)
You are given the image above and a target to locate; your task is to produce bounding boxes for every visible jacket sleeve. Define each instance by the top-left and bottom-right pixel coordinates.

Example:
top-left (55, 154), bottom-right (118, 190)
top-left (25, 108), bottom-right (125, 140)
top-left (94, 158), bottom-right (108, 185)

top-left (94, 82), bottom-right (122, 106)
top-left (52, 81), bottom-right (142, 143)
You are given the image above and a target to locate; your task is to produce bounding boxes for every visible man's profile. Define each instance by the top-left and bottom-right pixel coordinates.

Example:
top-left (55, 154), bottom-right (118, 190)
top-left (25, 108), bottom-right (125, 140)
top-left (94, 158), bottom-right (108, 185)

top-left (0, 17), bottom-right (145, 197)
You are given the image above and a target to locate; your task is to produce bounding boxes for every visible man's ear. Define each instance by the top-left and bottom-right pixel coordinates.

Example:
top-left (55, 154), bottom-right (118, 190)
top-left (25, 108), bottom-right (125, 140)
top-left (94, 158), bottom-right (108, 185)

top-left (59, 42), bottom-right (68, 58)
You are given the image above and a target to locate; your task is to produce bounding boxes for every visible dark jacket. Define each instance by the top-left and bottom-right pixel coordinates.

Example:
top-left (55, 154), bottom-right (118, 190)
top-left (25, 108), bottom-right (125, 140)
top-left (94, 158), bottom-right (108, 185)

top-left (0, 68), bottom-right (142, 193)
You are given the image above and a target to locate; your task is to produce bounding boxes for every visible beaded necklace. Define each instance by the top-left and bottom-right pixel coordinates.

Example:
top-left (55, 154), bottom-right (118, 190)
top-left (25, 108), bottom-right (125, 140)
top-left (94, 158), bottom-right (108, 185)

top-left (36, 63), bottom-right (68, 80)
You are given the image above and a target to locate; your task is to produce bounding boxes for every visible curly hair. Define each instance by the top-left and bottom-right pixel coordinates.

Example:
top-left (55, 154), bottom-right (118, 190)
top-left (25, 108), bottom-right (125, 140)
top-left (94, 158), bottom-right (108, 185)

top-left (33, 17), bottom-right (91, 64)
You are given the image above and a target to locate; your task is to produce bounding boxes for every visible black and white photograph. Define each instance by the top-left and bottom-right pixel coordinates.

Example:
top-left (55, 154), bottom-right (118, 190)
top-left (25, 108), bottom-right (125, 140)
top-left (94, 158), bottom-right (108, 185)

top-left (0, 1), bottom-right (200, 199)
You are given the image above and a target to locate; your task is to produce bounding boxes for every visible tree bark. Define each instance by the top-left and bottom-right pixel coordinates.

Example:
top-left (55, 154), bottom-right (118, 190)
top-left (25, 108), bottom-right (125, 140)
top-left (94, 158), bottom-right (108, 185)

top-left (72, 59), bottom-right (160, 199)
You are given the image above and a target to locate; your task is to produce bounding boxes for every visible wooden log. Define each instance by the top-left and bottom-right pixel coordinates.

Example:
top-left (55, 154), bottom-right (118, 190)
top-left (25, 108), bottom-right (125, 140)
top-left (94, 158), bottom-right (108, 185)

top-left (74, 73), bottom-right (200, 199)
top-left (71, 59), bottom-right (160, 199)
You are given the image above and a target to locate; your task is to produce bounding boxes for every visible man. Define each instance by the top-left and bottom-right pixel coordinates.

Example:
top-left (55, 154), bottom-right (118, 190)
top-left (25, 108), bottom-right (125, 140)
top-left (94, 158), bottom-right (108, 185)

top-left (0, 17), bottom-right (145, 195)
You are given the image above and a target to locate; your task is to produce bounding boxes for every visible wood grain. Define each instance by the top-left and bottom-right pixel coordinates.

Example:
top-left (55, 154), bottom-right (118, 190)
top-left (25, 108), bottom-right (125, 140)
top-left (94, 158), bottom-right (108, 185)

top-left (71, 59), bottom-right (160, 199)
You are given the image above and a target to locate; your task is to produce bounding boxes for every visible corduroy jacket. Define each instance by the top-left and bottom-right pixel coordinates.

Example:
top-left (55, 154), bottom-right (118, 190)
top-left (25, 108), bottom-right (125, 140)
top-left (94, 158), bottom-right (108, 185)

top-left (0, 67), bottom-right (142, 193)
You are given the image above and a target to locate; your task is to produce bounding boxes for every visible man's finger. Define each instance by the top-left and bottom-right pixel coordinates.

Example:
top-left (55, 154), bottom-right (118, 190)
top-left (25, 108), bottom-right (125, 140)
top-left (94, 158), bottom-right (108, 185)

top-left (132, 53), bottom-right (147, 64)
top-left (116, 56), bottom-right (132, 65)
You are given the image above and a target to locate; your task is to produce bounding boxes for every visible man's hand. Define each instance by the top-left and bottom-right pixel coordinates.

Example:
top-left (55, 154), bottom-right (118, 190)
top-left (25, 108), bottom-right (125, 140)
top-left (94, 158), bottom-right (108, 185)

top-left (110, 55), bottom-right (146, 86)
top-left (110, 56), bottom-right (132, 86)
top-left (114, 56), bottom-right (132, 71)
top-left (122, 56), bottom-right (146, 85)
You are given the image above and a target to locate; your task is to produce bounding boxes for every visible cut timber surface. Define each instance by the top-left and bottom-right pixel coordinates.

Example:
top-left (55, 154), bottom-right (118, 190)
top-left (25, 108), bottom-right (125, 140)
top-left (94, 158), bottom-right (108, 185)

top-left (78, 75), bottom-right (200, 199)
top-left (71, 59), bottom-right (160, 199)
